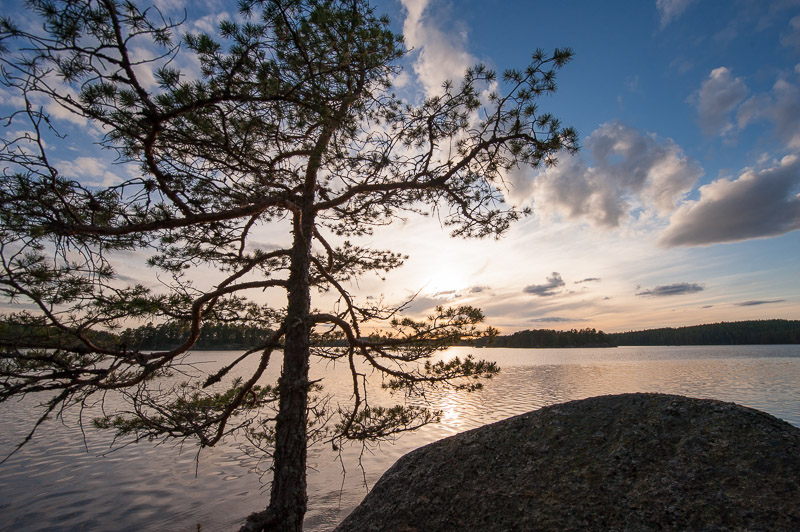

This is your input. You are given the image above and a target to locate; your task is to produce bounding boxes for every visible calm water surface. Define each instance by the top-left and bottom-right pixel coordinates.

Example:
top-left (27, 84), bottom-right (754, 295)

top-left (1, 345), bottom-right (799, 531)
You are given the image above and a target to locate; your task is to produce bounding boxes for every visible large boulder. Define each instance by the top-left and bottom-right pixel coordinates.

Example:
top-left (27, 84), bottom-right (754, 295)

top-left (336, 393), bottom-right (800, 531)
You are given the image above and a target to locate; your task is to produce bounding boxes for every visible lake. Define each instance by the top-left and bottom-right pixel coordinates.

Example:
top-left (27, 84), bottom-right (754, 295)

top-left (1, 345), bottom-right (799, 531)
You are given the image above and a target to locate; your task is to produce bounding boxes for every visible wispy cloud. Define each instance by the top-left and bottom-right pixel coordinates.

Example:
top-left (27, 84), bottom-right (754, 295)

top-left (636, 283), bottom-right (705, 296)
top-left (735, 299), bottom-right (787, 306)
top-left (656, 0), bottom-right (694, 28)
top-left (737, 75), bottom-right (800, 150)
top-left (432, 289), bottom-right (458, 299)
top-left (401, 284), bottom-right (481, 315)
top-left (245, 240), bottom-right (285, 252)
top-left (402, 294), bottom-right (455, 315)
top-left (523, 273), bottom-right (565, 297)
top-left (660, 155), bottom-right (800, 246)
top-left (575, 277), bottom-right (601, 284)
top-left (781, 15), bottom-right (800, 50)
top-left (530, 316), bottom-right (587, 323)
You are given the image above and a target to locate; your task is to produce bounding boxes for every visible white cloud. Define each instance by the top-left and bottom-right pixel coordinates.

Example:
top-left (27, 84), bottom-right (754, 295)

top-left (56, 156), bottom-right (123, 187)
top-left (129, 8), bottom-right (233, 92)
top-left (4, 129), bottom-right (47, 156)
top-left (392, 70), bottom-right (412, 89)
top-left (528, 122), bottom-right (703, 228)
top-left (690, 67), bottom-right (748, 136)
top-left (152, 0), bottom-right (186, 13)
top-left (660, 155), bottom-right (800, 246)
top-left (44, 94), bottom-right (88, 128)
top-left (187, 11), bottom-right (231, 35)
top-left (129, 47), bottom-right (160, 91)
top-left (17, 72), bottom-right (90, 128)
top-left (0, 86), bottom-right (26, 109)
top-left (399, 0), bottom-right (476, 97)
top-left (656, 0), bottom-right (694, 27)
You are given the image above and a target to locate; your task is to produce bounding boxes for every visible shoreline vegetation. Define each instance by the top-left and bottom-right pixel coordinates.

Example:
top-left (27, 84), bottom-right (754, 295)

top-left (1, 318), bottom-right (796, 351)
top-left (474, 318), bottom-right (799, 348)
top-left (609, 319), bottom-right (799, 346)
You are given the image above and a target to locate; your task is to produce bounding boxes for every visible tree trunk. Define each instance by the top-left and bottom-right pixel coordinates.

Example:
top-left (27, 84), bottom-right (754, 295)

top-left (252, 209), bottom-right (315, 531)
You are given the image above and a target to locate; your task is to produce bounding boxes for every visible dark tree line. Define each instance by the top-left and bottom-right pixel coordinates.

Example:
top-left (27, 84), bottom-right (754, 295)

top-left (481, 327), bottom-right (614, 348)
top-left (125, 321), bottom-right (275, 350)
top-left (609, 320), bottom-right (800, 346)
top-left (7, 319), bottom-right (795, 354)
top-left (0, 316), bottom-right (119, 349)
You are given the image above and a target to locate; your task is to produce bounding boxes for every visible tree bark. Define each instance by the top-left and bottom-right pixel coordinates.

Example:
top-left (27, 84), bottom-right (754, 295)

top-left (265, 208), bottom-right (315, 531)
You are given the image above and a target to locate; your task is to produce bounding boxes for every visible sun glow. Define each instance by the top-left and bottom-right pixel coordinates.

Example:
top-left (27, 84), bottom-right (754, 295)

top-left (422, 268), bottom-right (469, 296)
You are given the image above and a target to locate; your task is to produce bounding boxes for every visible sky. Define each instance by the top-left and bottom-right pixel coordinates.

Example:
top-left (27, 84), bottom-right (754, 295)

top-left (2, 0), bottom-right (800, 333)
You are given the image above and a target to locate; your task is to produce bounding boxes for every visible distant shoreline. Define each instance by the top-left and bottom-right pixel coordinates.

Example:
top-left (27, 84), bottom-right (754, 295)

top-left (478, 320), bottom-right (799, 348)
top-left (2, 318), bottom-right (796, 351)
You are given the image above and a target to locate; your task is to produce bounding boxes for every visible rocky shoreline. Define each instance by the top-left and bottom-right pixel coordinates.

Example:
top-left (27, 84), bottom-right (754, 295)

top-left (336, 393), bottom-right (800, 531)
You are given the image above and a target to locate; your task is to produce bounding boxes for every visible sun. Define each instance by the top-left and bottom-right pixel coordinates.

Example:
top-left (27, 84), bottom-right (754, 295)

top-left (423, 266), bottom-right (470, 297)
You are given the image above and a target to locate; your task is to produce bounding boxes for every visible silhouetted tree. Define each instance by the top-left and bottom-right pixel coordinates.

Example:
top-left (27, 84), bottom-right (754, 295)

top-left (0, 0), bottom-right (576, 529)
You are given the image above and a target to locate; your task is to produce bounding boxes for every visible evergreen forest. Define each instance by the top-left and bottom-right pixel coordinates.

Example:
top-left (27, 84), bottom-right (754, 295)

top-left (3, 318), bottom-right (797, 351)
top-left (608, 319), bottom-right (799, 346)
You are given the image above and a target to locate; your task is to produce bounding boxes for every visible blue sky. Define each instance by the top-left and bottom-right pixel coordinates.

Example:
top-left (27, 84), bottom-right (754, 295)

top-left (2, 0), bottom-right (799, 333)
top-left (365, 0), bottom-right (800, 332)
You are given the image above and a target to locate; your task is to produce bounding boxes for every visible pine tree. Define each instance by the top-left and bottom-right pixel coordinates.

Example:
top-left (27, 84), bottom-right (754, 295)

top-left (0, 1), bottom-right (576, 529)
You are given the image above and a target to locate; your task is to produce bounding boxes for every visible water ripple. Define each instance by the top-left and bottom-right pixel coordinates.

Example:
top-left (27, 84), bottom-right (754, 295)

top-left (1, 345), bottom-right (799, 531)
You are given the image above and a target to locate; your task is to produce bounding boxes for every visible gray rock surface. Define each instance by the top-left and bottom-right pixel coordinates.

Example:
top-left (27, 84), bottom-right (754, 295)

top-left (335, 393), bottom-right (800, 531)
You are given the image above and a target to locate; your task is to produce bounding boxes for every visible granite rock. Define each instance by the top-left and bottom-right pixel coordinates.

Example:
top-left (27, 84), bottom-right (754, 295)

top-left (335, 393), bottom-right (800, 531)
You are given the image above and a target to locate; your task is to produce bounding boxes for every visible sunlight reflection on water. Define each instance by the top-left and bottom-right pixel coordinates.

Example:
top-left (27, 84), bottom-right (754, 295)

top-left (1, 345), bottom-right (799, 531)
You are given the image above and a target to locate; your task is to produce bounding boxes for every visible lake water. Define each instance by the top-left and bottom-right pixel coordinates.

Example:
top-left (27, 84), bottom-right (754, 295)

top-left (1, 345), bottom-right (799, 531)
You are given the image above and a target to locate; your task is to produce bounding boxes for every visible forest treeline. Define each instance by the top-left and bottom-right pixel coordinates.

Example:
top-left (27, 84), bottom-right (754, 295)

top-left (0, 319), bottom-right (274, 351)
top-left (477, 327), bottom-right (614, 348)
top-left (2, 318), bottom-right (797, 350)
top-left (127, 322), bottom-right (275, 350)
top-left (129, 323), bottom-right (618, 349)
top-left (608, 319), bottom-right (800, 345)
top-left (482, 319), bottom-right (799, 347)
